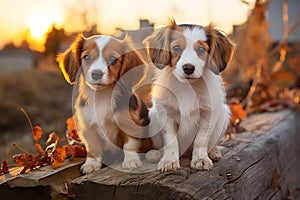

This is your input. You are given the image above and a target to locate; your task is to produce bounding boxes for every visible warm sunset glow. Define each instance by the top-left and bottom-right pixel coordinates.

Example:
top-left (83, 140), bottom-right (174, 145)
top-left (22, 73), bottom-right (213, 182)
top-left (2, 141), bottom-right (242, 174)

top-left (25, 11), bottom-right (63, 52)
top-left (28, 18), bottom-right (51, 39)
top-left (26, 17), bottom-right (52, 52)
top-left (0, 0), bottom-right (254, 51)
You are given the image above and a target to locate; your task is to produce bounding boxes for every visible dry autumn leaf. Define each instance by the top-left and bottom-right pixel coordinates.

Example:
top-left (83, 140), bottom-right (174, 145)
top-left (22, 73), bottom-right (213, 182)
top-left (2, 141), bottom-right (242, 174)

top-left (66, 117), bottom-right (80, 140)
top-left (229, 99), bottom-right (247, 123)
top-left (47, 132), bottom-right (60, 144)
top-left (11, 116), bottom-right (87, 174)
top-left (13, 152), bottom-right (50, 174)
top-left (0, 160), bottom-right (9, 175)
top-left (13, 153), bottom-right (33, 167)
top-left (66, 116), bottom-right (85, 146)
top-left (66, 116), bottom-right (77, 131)
top-left (32, 126), bottom-right (43, 143)
top-left (65, 144), bottom-right (87, 158)
top-left (51, 146), bottom-right (66, 169)
top-left (35, 143), bottom-right (44, 154)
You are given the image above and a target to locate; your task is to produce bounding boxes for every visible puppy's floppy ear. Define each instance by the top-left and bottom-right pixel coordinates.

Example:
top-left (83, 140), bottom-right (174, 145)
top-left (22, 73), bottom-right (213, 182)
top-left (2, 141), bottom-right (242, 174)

top-left (117, 35), bottom-right (148, 90)
top-left (204, 24), bottom-right (235, 74)
top-left (143, 20), bottom-right (177, 69)
top-left (56, 34), bottom-right (85, 84)
top-left (119, 35), bottom-right (147, 77)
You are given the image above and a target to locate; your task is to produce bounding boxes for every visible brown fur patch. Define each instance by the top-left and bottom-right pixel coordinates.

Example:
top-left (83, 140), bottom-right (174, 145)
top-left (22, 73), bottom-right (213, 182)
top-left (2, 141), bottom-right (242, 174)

top-left (144, 28), bottom-right (173, 68)
top-left (203, 24), bottom-right (236, 73)
top-left (77, 38), bottom-right (100, 78)
top-left (102, 38), bottom-right (123, 84)
top-left (170, 30), bottom-right (186, 67)
top-left (56, 34), bottom-right (85, 84)
top-left (128, 94), bottom-right (150, 127)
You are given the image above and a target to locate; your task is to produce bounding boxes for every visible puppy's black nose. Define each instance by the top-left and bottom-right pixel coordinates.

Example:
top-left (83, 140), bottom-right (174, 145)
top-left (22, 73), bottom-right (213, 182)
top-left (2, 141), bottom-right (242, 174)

top-left (91, 70), bottom-right (103, 80)
top-left (182, 64), bottom-right (195, 75)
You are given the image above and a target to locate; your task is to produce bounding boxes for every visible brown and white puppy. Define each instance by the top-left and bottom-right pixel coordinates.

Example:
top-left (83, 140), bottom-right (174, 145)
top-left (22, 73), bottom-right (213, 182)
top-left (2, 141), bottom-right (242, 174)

top-left (57, 34), bottom-right (151, 174)
top-left (144, 20), bottom-right (235, 171)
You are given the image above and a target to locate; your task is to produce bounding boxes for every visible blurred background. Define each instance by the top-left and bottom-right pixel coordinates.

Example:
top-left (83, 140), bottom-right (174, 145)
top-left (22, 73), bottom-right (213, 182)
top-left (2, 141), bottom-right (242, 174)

top-left (0, 0), bottom-right (299, 164)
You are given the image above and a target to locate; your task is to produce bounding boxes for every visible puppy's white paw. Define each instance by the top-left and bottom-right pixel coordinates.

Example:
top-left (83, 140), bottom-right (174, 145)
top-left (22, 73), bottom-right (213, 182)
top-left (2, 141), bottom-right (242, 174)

top-left (122, 152), bottom-right (142, 170)
top-left (81, 157), bottom-right (102, 174)
top-left (208, 147), bottom-right (222, 162)
top-left (191, 156), bottom-right (213, 170)
top-left (122, 158), bottom-right (143, 170)
top-left (158, 158), bottom-right (180, 172)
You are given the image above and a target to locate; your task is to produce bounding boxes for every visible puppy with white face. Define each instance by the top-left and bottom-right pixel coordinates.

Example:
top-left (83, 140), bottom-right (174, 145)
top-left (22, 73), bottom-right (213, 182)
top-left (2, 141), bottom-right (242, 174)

top-left (57, 34), bottom-right (150, 174)
top-left (145, 20), bottom-right (235, 171)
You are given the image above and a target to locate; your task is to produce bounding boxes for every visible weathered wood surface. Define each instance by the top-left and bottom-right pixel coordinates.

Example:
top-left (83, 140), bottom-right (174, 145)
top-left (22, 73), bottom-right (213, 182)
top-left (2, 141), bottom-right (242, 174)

top-left (0, 159), bottom-right (84, 200)
top-left (71, 109), bottom-right (300, 200)
top-left (1, 109), bottom-right (300, 200)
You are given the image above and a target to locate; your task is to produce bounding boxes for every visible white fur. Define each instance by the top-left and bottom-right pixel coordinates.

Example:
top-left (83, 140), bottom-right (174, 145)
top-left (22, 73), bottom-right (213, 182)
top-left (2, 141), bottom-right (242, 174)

top-left (149, 30), bottom-right (230, 171)
top-left (81, 157), bottom-right (102, 174)
top-left (85, 36), bottom-right (111, 86)
top-left (174, 28), bottom-right (207, 79)
top-left (122, 137), bottom-right (143, 170)
top-left (74, 36), bottom-right (144, 173)
top-left (76, 80), bottom-right (120, 174)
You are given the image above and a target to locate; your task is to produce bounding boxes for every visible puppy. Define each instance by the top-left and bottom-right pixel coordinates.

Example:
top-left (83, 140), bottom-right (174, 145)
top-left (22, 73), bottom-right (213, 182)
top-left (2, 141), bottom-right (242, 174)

top-left (57, 34), bottom-right (151, 174)
top-left (144, 20), bottom-right (235, 171)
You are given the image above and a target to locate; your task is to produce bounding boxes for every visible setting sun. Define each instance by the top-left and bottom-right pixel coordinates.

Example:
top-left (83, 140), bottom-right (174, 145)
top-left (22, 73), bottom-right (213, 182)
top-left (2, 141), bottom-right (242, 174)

top-left (26, 16), bottom-right (53, 52)
top-left (25, 10), bottom-right (63, 51)
top-left (28, 17), bottom-right (51, 39)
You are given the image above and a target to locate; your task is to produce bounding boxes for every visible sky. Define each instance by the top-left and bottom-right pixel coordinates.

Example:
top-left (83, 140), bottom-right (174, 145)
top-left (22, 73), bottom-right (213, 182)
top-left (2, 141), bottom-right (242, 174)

top-left (0, 0), bottom-right (255, 51)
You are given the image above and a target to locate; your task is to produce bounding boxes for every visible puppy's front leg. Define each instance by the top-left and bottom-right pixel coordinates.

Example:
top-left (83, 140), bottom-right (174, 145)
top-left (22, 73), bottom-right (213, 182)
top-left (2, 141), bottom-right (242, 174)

top-left (191, 111), bottom-right (213, 170)
top-left (122, 135), bottom-right (142, 170)
top-left (158, 119), bottom-right (180, 172)
top-left (80, 125), bottom-right (103, 174)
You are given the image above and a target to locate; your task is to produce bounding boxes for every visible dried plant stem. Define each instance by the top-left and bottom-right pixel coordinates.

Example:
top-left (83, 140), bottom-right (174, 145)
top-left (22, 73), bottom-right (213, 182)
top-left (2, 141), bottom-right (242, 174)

top-left (13, 143), bottom-right (30, 154)
top-left (271, 0), bottom-right (289, 73)
top-left (242, 62), bottom-right (263, 107)
top-left (20, 107), bottom-right (33, 132)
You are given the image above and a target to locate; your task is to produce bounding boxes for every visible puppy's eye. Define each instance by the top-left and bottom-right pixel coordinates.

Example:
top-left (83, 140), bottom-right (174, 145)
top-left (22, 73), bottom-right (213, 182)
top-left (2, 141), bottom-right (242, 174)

top-left (172, 45), bottom-right (182, 54)
top-left (197, 47), bottom-right (206, 56)
top-left (83, 54), bottom-right (91, 62)
top-left (109, 56), bottom-right (118, 65)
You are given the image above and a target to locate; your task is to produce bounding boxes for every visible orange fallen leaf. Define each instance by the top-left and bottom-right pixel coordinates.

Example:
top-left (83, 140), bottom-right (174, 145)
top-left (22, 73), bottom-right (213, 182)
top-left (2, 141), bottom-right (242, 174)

top-left (66, 116), bottom-right (80, 141)
top-left (35, 143), bottom-right (44, 154)
top-left (51, 146), bottom-right (66, 169)
top-left (32, 126), bottom-right (43, 143)
top-left (65, 144), bottom-right (87, 158)
top-left (11, 116), bottom-right (87, 173)
top-left (13, 152), bottom-right (50, 174)
top-left (0, 160), bottom-right (9, 175)
top-left (13, 153), bottom-right (33, 167)
top-left (47, 132), bottom-right (60, 144)
top-left (229, 101), bottom-right (247, 123)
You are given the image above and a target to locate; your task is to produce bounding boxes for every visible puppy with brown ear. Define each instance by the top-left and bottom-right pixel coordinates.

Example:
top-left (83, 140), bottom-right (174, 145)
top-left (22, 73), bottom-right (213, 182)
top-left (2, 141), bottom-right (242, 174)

top-left (57, 34), bottom-right (151, 174)
top-left (144, 20), bottom-right (235, 172)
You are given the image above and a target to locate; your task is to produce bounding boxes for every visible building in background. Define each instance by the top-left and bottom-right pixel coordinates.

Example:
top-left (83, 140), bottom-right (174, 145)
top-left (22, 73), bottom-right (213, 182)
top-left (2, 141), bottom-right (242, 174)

top-left (115, 19), bottom-right (154, 43)
top-left (0, 48), bottom-right (35, 71)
